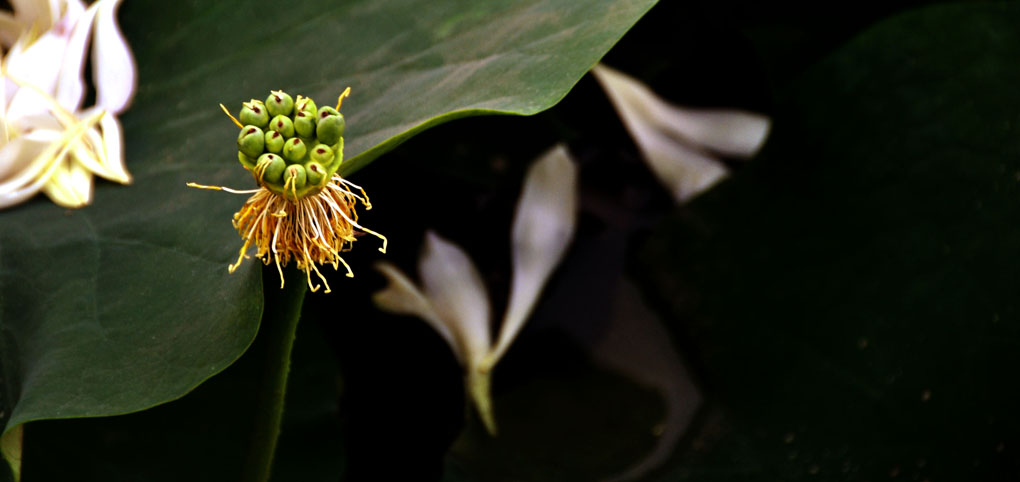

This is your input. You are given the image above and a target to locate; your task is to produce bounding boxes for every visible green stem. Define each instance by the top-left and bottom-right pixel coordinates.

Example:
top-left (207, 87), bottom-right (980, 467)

top-left (241, 267), bottom-right (308, 482)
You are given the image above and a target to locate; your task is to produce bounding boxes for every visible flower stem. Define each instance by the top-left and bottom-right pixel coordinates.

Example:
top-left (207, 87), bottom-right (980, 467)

top-left (241, 267), bottom-right (308, 482)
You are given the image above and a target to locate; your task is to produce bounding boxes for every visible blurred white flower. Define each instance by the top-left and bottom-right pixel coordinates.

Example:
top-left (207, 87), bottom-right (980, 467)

top-left (373, 145), bottom-right (578, 434)
top-left (0, 0), bottom-right (136, 209)
top-left (592, 64), bottom-right (770, 202)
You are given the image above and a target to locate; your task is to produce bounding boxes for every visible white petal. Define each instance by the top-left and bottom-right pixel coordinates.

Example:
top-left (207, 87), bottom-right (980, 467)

top-left (592, 64), bottom-right (772, 202)
top-left (419, 231), bottom-right (491, 368)
top-left (487, 144), bottom-right (578, 366)
top-left (0, 136), bottom-right (43, 183)
top-left (91, 0), bottom-right (135, 113)
top-left (593, 64), bottom-right (770, 158)
top-left (0, 71), bottom-right (8, 143)
top-left (4, 31), bottom-right (69, 121)
top-left (372, 262), bottom-right (463, 363)
top-left (637, 126), bottom-right (731, 203)
top-left (56, 2), bottom-right (100, 112)
top-left (0, 130), bottom-right (57, 190)
top-left (0, 109), bottom-right (103, 209)
top-left (662, 108), bottom-right (771, 159)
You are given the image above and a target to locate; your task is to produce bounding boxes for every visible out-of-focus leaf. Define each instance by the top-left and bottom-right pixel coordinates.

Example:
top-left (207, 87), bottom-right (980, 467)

top-left (0, 0), bottom-right (658, 436)
top-left (21, 271), bottom-right (343, 481)
top-left (638, 3), bottom-right (1020, 479)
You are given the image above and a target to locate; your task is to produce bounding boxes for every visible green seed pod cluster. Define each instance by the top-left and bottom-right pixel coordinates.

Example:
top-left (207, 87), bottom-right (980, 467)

top-left (234, 90), bottom-right (346, 200)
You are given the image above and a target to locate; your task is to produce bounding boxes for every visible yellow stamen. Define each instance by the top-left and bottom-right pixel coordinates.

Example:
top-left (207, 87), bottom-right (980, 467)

top-left (219, 103), bottom-right (244, 129)
top-left (185, 182), bottom-right (260, 194)
top-left (336, 87), bottom-right (351, 110)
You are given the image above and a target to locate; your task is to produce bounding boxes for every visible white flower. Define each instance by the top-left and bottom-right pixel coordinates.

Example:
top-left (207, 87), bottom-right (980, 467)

top-left (0, 0), bottom-right (136, 209)
top-left (592, 64), bottom-right (770, 203)
top-left (373, 145), bottom-right (578, 434)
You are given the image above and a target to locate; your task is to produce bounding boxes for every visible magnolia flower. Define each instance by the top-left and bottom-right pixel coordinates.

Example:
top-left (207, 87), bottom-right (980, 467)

top-left (0, 0), bottom-right (136, 209)
top-left (373, 145), bottom-right (578, 434)
top-left (592, 64), bottom-right (770, 203)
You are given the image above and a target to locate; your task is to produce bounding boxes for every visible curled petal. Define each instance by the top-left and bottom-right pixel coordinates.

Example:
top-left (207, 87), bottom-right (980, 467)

top-left (373, 262), bottom-right (461, 363)
top-left (487, 145), bottom-right (578, 366)
top-left (91, 0), bottom-right (135, 113)
top-left (419, 231), bottom-right (491, 367)
top-left (592, 64), bottom-right (770, 202)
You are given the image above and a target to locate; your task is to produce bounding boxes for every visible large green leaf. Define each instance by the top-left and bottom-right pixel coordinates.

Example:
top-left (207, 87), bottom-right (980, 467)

top-left (21, 272), bottom-right (341, 481)
top-left (0, 0), bottom-right (657, 436)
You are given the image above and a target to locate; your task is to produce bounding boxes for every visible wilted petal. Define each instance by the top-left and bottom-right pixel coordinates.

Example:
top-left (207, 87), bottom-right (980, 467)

top-left (56, 2), bottom-right (100, 112)
top-left (419, 231), bottom-right (492, 367)
top-left (91, 0), bottom-right (135, 113)
top-left (593, 64), bottom-right (770, 202)
top-left (487, 144), bottom-right (578, 365)
top-left (373, 262), bottom-right (462, 362)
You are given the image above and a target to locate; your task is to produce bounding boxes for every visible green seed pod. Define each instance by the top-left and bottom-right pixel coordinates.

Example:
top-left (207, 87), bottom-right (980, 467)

top-left (294, 110), bottom-right (316, 138)
top-left (257, 153), bottom-right (286, 184)
top-left (266, 90), bottom-right (294, 117)
top-left (309, 144), bottom-right (335, 164)
top-left (238, 151), bottom-right (257, 170)
top-left (239, 100), bottom-right (269, 128)
top-left (296, 96), bottom-right (317, 116)
top-left (269, 115), bottom-right (295, 138)
top-left (264, 130), bottom-right (284, 154)
top-left (317, 106), bottom-right (339, 119)
top-left (285, 164), bottom-right (307, 190)
top-left (305, 161), bottom-right (326, 186)
top-left (237, 125), bottom-right (265, 159)
top-left (282, 137), bottom-right (307, 162)
top-left (316, 114), bottom-right (345, 146)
